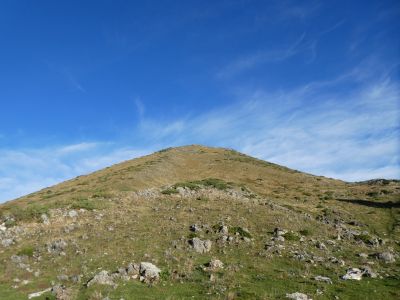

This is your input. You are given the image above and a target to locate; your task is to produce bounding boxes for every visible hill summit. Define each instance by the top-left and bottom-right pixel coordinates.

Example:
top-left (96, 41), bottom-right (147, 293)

top-left (0, 145), bottom-right (399, 299)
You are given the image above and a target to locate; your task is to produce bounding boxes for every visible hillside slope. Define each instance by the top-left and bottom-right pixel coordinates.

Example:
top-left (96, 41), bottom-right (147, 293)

top-left (0, 145), bottom-right (399, 299)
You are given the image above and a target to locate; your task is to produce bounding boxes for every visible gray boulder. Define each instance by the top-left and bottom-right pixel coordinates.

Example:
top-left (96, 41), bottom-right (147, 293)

top-left (376, 251), bottom-right (396, 263)
top-left (87, 270), bottom-right (114, 286)
top-left (189, 237), bottom-right (212, 253)
top-left (139, 262), bottom-right (161, 280)
top-left (341, 268), bottom-right (363, 280)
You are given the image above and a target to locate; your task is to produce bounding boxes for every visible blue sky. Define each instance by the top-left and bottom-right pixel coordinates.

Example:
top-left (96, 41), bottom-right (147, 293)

top-left (0, 0), bottom-right (399, 202)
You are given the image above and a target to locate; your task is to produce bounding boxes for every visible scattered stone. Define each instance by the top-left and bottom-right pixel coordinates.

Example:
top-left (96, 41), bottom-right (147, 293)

top-left (286, 292), bottom-right (312, 300)
top-left (51, 284), bottom-right (73, 300)
top-left (57, 274), bottom-right (69, 281)
top-left (361, 266), bottom-right (377, 278)
top-left (189, 237), bottom-right (212, 253)
top-left (274, 228), bottom-right (287, 237)
top-left (28, 288), bottom-right (52, 299)
top-left (190, 224), bottom-right (201, 232)
top-left (329, 257), bottom-right (345, 266)
top-left (139, 262), bottom-right (161, 281)
top-left (70, 275), bottom-right (81, 283)
top-left (316, 241), bottom-right (327, 250)
top-left (47, 239), bottom-right (68, 255)
top-left (68, 210), bottom-right (78, 218)
top-left (87, 270), bottom-right (114, 286)
top-left (207, 259), bottom-right (224, 270)
top-left (314, 275), bottom-right (332, 284)
top-left (341, 268), bottom-right (363, 280)
top-left (41, 214), bottom-right (50, 225)
top-left (272, 236), bottom-right (285, 242)
top-left (358, 253), bottom-right (369, 259)
top-left (376, 251), bottom-right (396, 263)
top-left (243, 236), bottom-right (252, 243)
top-left (220, 225), bottom-right (229, 235)
top-left (1, 238), bottom-right (14, 247)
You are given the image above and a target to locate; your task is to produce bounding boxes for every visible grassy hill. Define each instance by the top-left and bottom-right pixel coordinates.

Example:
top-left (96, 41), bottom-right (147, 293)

top-left (0, 145), bottom-right (399, 299)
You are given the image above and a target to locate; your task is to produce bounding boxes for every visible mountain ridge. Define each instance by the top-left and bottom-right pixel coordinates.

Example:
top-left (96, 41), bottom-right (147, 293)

top-left (0, 144), bottom-right (398, 299)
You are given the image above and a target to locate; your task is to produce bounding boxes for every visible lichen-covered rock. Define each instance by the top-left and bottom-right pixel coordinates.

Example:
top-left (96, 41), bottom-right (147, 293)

top-left (139, 262), bottom-right (161, 281)
top-left (86, 270), bottom-right (114, 286)
top-left (189, 237), bottom-right (212, 253)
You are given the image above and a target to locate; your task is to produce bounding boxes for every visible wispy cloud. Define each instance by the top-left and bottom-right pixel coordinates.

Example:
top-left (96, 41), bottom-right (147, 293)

top-left (1, 60), bottom-right (398, 203)
top-left (135, 62), bottom-right (400, 181)
top-left (216, 33), bottom-right (317, 79)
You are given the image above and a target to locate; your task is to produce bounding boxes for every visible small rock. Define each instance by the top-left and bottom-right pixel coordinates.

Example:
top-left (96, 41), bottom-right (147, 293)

top-left (57, 274), bottom-right (69, 281)
top-left (68, 210), bottom-right (78, 218)
top-left (376, 251), bottom-right (396, 263)
top-left (139, 262), bottom-right (161, 281)
top-left (70, 275), bottom-right (81, 283)
top-left (361, 265), bottom-right (377, 278)
top-left (316, 241), bottom-right (327, 250)
top-left (0, 223), bottom-right (7, 232)
top-left (190, 224), bottom-right (201, 232)
top-left (51, 284), bottom-right (73, 300)
top-left (358, 253), bottom-right (369, 259)
top-left (189, 237), bottom-right (212, 253)
top-left (286, 292), bottom-right (312, 300)
top-left (47, 239), bottom-right (68, 254)
top-left (87, 270), bottom-right (114, 286)
top-left (28, 288), bottom-right (52, 299)
top-left (41, 214), bottom-right (50, 225)
top-left (1, 238), bottom-right (14, 247)
top-left (314, 275), bottom-right (332, 284)
top-left (207, 259), bottom-right (224, 270)
top-left (272, 236), bottom-right (285, 242)
top-left (220, 225), bottom-right (229, 235)
top-left (274, 228), bottom-right (287, 237)
top-left (341, 268), bottom-right (363, 280)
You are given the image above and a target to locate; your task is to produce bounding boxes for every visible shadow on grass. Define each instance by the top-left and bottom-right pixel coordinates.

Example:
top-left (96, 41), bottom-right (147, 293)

top-left (335, 198), bottom-right (400, 208)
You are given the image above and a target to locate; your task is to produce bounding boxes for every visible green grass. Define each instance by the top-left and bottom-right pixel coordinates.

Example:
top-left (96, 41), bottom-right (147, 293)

top-left (162, 178), bottom-right (230, 194)
top-left (70, 198), bottom-right (100, 210)
top-left (299, 229), bottom-right (312, 236)
top-left (17, 246), bottom-right (35, 257)
top-left (283, 231), bottom-right (300, 241)
top-left (229, 226), bottom-right (252, 239)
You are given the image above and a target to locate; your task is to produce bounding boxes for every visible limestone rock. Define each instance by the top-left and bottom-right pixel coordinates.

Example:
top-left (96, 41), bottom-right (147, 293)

top-left (376, 251), bottom-right (396, 263)
top-left (207, 259), bottom-right (224, 270)
top-left (286, 292), bottom-right (312, 300)
top-left (341, 268), bottom-right (363, 280)
top-left (86, 270), bottom-right (114, 286)
top-left (139, 262), bottom-right (161, 280)
top-left (314, 275), bottom-right (332, 284)
top-left (189, 237), bottom-right (212, 253)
